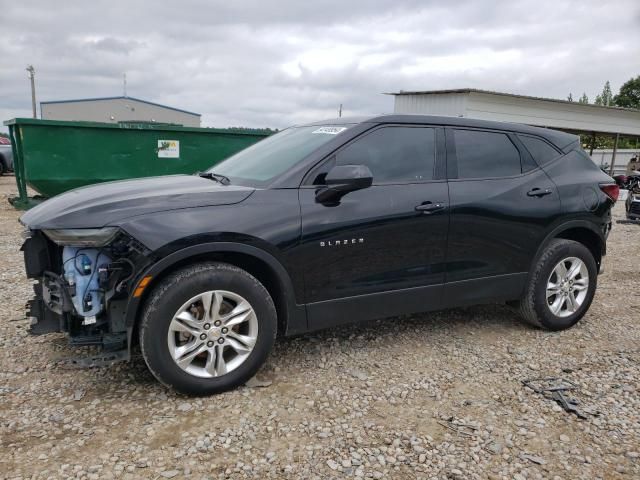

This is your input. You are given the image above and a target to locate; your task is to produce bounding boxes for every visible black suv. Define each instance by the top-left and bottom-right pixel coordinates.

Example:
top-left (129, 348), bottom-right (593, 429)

top-left (20, 115), bottom-right (617, 394)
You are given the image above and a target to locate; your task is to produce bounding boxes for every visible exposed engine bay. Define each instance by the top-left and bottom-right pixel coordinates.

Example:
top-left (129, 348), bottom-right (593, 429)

top-left (22, 229), bottom-right (149, 365)
top-left (62, 247), bottom-right (113, 323)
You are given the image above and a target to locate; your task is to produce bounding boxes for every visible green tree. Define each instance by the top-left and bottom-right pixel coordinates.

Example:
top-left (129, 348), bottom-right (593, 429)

top-left (0, 132), bottom-right (9, 139)
top-left (581, 133), bottom-right (614, 151)
top-left (567, 93), bottom-right (574, 102)
top-left (594, 80), bottom-right (613, 106)
top-left (613, 75), bottom-right (640, 109)
top-left (580, 133), bottom-right (639, 152)
top-left (219, 127), bottom-right (277, 134)
top-left (578, 93), bottom-right (589, 104)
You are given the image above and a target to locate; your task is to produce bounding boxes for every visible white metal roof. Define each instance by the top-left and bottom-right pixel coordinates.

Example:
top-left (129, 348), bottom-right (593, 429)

top-left (388, 89), bottom-right (640, 136)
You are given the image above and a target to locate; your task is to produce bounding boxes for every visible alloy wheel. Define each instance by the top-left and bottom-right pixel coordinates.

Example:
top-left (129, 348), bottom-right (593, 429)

top-left (167, 290), bottom-right (258, 378)
top-left (545, 257), bottom-right (589, 318)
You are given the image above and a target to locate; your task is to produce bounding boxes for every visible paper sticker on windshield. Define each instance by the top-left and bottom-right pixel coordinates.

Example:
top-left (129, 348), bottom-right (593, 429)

top-left (312, 126), bottom-right (347, 135)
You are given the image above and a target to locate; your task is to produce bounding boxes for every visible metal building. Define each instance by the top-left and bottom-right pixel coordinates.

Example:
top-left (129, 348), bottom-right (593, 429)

top-left (390, 89), bottom-right (640, 135)
top-left (40, 96), bottom-right (201, 127)
top-left (389, 89), bottom-right (640, 172)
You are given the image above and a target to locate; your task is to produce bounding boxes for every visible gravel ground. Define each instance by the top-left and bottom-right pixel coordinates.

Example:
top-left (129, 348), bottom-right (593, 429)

top-left (0, 174), bottom-right (638, 480)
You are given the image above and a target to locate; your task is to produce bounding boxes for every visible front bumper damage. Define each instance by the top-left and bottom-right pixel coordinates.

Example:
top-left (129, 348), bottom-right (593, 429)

top-left (22, 229), bottom-right (150, 367)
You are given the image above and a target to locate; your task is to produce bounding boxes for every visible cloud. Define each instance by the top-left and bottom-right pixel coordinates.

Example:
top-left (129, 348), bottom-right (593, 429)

top-left (1, 0), bottom-right (639, 132)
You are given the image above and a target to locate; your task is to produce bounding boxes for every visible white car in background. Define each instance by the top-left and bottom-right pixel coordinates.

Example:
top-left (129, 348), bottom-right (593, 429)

top-left (0, 137), bottom-right (14, 175)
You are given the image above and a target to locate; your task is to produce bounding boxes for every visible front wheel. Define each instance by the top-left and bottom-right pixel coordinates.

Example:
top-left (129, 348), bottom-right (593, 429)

top-left (139, 262), bottom-right (277, 395)
top-left (515, 239), bottom-right (598, 330)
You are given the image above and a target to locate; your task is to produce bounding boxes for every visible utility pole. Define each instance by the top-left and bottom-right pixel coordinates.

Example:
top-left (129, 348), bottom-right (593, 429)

top-left (26, 65), bottom-right (36, 118)
top-left (123, 73), bottom-right (127, 97)
top-left (338, 103), bottom-right (342, 118)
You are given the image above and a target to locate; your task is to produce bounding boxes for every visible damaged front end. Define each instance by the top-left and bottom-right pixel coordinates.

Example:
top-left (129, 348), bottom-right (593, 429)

top-left (22, 227), bottom-right (149, 367)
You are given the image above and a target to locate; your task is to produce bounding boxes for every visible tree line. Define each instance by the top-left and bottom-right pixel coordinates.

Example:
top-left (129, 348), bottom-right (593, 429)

top-left (568, 75), bottom-right (640, 150)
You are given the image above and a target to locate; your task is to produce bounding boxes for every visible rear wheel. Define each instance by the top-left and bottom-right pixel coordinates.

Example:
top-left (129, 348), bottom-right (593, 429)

top-left (516, 239), bottom-right (597, 330)
top-left (140, 262), bottom-right (277, 395)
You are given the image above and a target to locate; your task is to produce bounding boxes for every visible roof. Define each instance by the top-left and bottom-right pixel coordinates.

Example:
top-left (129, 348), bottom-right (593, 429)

top-left (386, 88), bottom-right (640, 113)
top-left (40, 96), bottom-right (201, 117)
top-left (300, 114), bottom-right (578, 150)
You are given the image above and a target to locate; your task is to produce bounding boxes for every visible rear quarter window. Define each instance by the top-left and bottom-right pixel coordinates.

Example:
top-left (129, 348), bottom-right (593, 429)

top-left (518, 135), bottom-right (561, 165)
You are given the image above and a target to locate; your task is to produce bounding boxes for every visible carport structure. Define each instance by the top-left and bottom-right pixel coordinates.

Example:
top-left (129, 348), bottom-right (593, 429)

top-left (389, 89), bottom-right (640, 174)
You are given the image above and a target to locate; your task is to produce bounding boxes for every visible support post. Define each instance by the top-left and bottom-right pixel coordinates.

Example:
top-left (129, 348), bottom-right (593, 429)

top-left (589, 132), bottom-right (595, 156)
top-left (26, 65), bottom-right (36, 119)
top-left (609, 133), bottom-right (619, 176)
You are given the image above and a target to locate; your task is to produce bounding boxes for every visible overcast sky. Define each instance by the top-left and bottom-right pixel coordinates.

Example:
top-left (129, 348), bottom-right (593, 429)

top-left (1, 1), bottom-right (639, 132)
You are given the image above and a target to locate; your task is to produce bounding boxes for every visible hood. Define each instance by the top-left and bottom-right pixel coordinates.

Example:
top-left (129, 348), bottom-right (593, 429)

top-left (21, 175), bottom-right (255, 229)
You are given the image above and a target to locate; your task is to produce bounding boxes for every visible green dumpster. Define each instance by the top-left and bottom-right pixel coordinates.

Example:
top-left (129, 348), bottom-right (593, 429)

top-left (4, 118), bottom-right (270, 208)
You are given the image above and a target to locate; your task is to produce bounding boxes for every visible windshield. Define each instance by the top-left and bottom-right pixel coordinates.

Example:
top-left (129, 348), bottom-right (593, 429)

top-left (208, 125), bottom-right (352, 186)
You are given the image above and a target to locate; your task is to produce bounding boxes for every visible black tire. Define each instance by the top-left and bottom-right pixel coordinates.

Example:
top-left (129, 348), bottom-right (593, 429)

top-left (515, 239), bottom-right (597, 330)
top-left (0, 159), bottom-right (5, 176)
top-left (139, 262), bottom-right (277, 395)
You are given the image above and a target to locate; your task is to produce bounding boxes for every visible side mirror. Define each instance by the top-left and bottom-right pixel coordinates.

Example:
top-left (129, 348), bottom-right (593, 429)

top-left (315, 164), bottom-right (373, 204)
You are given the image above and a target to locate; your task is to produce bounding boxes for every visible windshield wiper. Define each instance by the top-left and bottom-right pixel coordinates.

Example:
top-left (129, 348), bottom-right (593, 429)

top-left (198, 171), bottom-right (230, 185)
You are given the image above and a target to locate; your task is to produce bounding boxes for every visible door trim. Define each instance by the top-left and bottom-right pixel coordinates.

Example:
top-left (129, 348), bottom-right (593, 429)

top-left (305, 271), bottom-right (528, 332)
top-left (306, 283), bottom-right (443, 331)
top-left (442, 272), bottom-right (527, 308)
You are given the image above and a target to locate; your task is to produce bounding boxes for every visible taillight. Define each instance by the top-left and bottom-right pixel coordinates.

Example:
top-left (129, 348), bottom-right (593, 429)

top-left (600, 183), bottom-right (619, 202)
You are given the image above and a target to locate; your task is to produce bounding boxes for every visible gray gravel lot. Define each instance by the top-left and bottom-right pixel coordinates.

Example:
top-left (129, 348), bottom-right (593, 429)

top-left (0, 174), bottom-right (638, 479)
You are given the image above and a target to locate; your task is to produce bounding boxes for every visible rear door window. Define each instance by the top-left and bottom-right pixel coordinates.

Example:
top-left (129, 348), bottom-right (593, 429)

top-left (518, 135), bottom-right (561, 165)
top-left (453, 129), bottom-right (522, 179)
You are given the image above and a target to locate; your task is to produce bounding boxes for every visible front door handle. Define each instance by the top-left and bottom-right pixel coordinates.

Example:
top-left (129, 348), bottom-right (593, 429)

top-left (415, 201), bottom-right (445, 214)
top-left (527, 187), bottom-right (553, 197)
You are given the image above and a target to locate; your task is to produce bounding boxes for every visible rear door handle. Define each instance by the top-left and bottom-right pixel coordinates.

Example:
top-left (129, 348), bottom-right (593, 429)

top-left (527, 188), bottom-right (553, 197)
top-left (415, 201), bottom-right (446, 213)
